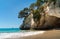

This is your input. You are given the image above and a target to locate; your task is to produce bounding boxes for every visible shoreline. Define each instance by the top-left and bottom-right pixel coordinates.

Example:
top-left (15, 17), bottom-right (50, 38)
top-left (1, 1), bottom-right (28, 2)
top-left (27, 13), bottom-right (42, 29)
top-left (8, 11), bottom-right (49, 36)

top-left (0, 31), bottom-right (45, 39)
top-left (0, 30), bottom-right (60, 39)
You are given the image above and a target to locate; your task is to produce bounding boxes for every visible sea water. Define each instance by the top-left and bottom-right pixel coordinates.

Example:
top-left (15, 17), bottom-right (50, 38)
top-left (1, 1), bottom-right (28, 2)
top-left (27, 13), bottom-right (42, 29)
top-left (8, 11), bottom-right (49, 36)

top-left (0, 28), bottom-right (20, 38)
top-left (0, 28), bottom-right (20, 33)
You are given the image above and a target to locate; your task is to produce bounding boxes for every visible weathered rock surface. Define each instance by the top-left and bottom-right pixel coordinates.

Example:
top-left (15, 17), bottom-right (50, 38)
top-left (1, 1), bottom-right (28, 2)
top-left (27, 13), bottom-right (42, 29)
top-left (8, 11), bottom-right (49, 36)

top-left (20, 0), bottom-right (60, 30)
top-left (20, 13), bottom-right (33, 30)
top-left (39, 14), bottom-right (60, 29)
top-left (20, 12), bottom-right (60, 30)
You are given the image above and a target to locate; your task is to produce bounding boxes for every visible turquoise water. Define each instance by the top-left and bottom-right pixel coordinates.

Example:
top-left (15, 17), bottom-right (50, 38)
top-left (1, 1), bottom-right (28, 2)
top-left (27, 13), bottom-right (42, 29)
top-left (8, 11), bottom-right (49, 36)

top-left (0, 28), bottom-right (20, 33)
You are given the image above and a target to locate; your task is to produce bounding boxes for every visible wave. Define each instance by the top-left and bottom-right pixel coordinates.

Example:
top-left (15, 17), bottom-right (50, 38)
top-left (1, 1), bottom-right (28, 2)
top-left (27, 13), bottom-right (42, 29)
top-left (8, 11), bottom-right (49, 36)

top-left (0, 31), bottom-right (45, 39)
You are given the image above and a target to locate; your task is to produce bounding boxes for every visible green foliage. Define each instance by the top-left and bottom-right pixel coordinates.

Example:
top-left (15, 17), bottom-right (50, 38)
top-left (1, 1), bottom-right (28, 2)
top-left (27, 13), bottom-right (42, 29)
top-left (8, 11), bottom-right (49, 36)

top-left (35, 0), bottom-right (41, 6)
top-left (29, 3), bottom-right (35, 10)
top-left (33, 10), bottom-right (41, 21)
top-left (48, 0), bottom-right (56, 5)
top-left (18, 8), bottom-right (29, 18)
top-left (23, 8), bottom-right (28, 11)
top-left (18, 0), bottom-right (57, 19)
top-left (18, 10), bottom-right (24, 18)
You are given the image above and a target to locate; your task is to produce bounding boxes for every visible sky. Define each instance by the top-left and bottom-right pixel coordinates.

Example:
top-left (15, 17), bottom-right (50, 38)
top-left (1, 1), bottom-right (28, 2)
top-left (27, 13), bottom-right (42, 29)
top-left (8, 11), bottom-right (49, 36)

top-left (0, 0), bottom-right (36, 28)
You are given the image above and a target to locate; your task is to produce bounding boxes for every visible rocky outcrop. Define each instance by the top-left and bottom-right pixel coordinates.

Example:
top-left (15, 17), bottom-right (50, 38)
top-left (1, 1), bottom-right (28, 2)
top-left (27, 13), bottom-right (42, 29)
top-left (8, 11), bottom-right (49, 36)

top-left (33, 14), bottom-right (60, 30)
top-left (20, 11), bottom-right (60, 30)
top-left (20, 0), bottom-right (60, 30)
top-left (20, 13), bottom-right (34, 30)
top-left (20, 24), bottom-right (30, 30)
top-left (20, 8), bottom-right (60, 30)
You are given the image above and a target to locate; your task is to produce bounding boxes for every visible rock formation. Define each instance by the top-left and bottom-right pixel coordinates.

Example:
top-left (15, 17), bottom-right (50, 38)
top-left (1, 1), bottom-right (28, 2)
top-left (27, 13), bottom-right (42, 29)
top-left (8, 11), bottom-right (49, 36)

top-left (20, 13), bottom-right (34, 30)
top-left (20, 0), bottom-right (60, 30)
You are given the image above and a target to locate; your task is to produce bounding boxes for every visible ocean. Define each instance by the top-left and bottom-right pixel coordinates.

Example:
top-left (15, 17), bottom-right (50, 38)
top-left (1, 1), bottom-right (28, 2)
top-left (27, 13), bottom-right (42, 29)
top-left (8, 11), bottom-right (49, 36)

top-left (0, 28), bottom-right (20, 33)
top-left (0, 28), bottom-right (20, 39)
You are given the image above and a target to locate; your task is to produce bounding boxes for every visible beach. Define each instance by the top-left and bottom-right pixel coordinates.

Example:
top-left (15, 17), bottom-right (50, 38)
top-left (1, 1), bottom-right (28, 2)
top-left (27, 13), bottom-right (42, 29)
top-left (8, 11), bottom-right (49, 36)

top-left (20, 30), bottom-right (60, 39)
top-left (0, 30), bottom-right (60, 39)
top-left (0, 31), bottom-right (45, 39)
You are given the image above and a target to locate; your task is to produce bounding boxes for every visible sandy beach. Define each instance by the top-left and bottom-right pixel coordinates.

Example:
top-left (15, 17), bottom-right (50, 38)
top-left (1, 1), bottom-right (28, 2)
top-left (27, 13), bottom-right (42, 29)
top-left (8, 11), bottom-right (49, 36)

top-left (1, 30), bottom-right (60, 39)
top-left (20, 30), bottom-right (60, 39)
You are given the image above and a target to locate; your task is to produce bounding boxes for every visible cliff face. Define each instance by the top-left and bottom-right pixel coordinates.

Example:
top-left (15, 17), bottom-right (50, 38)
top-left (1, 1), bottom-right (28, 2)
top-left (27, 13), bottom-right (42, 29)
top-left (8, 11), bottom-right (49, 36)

top-left (20, 0), bottom-right (60, 30)
top-left (37, 13), bottom-right (60, 29)
top-left (32, 7), bottom-right (60, 30)
top-left (20, 9), bottom-right (60, 30)
top-left (20, 13), bottom-right (35, 30)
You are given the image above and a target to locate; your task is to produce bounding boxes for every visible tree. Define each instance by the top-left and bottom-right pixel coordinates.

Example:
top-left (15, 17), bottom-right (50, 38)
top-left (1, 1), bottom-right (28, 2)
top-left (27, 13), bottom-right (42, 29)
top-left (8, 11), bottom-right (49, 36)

top-left (48, 0), bottom-right (56, 6)
top-left (35, 0), bottom-right (44, 9)
top-left (29, 3), bottom-right (35, 10)
top-left (18, 7), bottom-right (29, 18)
top-left (18, 0), bottom-right (57, 18)
top-left (18, 10), bottom-right (24, 18)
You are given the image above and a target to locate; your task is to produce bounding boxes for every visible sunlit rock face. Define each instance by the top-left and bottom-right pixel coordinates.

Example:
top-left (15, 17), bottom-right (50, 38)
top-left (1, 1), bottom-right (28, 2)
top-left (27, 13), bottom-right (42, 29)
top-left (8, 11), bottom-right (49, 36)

top-left (20, 13), bottom-right (35, 30)
top-left (32, 13), bottom-right (60, 30)
top-left (43, 15), bottom-right (60, 29)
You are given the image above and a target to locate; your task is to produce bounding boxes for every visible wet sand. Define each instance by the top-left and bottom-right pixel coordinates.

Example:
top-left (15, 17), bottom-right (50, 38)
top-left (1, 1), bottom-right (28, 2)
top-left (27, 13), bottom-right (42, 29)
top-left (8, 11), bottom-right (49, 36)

top-left (20, 30), bottom-right (60, 39)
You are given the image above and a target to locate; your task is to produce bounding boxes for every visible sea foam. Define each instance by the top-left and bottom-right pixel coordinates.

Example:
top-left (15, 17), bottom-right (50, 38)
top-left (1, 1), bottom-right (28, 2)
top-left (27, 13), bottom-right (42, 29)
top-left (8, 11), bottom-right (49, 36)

top-left (0, 31), bottom-right (45, 39)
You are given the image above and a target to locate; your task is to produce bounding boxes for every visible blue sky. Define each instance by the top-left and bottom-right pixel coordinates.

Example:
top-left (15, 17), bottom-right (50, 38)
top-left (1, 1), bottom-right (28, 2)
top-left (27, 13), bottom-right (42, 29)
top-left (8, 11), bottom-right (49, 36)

top-left (0, 0), bottom-right (36, 28)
